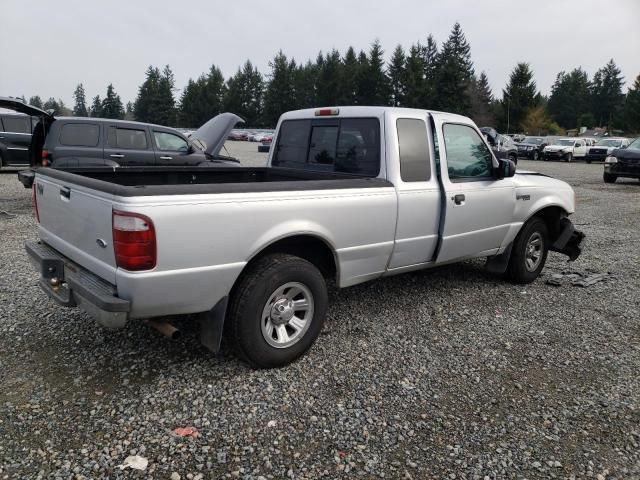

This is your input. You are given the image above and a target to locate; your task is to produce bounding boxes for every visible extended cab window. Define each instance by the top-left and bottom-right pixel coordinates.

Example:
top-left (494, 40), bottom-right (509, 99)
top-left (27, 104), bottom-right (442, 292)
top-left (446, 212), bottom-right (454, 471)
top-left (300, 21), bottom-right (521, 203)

top-left (108, 127), bottom-right (148, 150)
top-left (3, 116), bottom-right (31, 133)
top-left (154, 131), bottom-right (188, 152)
top-left (273, 118), bottom-right (380, 176)
top-left (397, 118), bottom-right (430, 182)
top-left (59, 123), bottom-right (100, 147)
top-left (443, 124), bottom-right (493, 181)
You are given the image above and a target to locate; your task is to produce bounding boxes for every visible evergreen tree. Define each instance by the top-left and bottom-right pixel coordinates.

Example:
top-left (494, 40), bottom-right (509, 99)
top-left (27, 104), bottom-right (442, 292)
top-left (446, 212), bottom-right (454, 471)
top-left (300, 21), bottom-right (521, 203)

top-left (101, 84), bottom-right (125, 119)
top-left (591, 59), bottom-right (625, 130)
top-left (404, 43), bottom-right (425, 108)
top-left (178, 65), bottom-right (226, 127)
top-left (547, 68), bottom-right (592, 129)
top-left (624, 74), bottom-right (640, 133)
top-left (72, 83), bottom-right (88, 117)
top-left (90, 95), bottom-right (102, 117)
top-left (354, 50), bottom-right (370, 105)
top-left (263, 51), bottom-right (297, 126)
top-left (468, 72), bottom-right (495, 127)
top-left (223, 60), bottom-right (264, 126)
top-left (134, 65), bottom-right (176, 125)
top-left (421, 35), bottom-right (439, 107)
top-left (43, 98), bottom-right (70, 115)
top-left (125, 102), bottom-right (135, 120)
top-left (29, 96), bottom-right (43, 108)
top-left (433, 23), bottom-right (474, 114)
top-left (338, 47), bottom-right (359, 105)
top-left (294, 61), bottom-right (319, 110)
top-left (388, 45), bottom-right (407, 107)
top-left (499, 63), bottom-right (538, 132)
top-left (364, 40), bottom-right (391, 106)
top-left (316, 49), bottom-right (342, 107)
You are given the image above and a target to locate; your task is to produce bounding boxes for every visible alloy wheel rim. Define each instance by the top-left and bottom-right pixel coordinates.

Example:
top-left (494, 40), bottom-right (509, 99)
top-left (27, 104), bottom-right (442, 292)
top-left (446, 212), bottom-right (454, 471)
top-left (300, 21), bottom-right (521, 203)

top-left (525, 232), bottom-right (543, 272)
top-left (261, 282), bottom-right (314, 349)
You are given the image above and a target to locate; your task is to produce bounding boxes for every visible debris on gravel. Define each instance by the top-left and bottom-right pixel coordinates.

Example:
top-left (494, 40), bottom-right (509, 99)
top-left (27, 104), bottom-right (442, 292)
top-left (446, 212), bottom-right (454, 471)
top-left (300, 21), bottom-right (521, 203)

top-left (0, 155), bottom-right (639, 479)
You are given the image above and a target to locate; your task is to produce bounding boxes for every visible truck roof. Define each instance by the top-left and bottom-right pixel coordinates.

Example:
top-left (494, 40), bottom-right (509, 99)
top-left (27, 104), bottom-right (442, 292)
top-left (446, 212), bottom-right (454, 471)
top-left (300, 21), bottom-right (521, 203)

top-left (280, 106), bottom-right (472, 124)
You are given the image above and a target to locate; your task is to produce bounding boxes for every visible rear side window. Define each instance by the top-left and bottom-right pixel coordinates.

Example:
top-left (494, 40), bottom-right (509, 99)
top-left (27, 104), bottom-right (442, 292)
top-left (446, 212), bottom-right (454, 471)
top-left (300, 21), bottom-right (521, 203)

top-left (59, 123), bottom-right (100, 146)
top-left (397, 118), bottom-right (430, 182)
top-left (108, 127), bottom-right (148, 150)
top-left (273, 118), bottom-right (380, 176)
top-left (3, 116), bottom-right (31, 133)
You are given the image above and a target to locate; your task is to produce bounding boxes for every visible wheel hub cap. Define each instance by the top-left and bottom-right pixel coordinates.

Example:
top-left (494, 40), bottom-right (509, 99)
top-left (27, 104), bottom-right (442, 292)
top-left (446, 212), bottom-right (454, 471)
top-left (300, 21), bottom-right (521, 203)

top-left (270, 298), bottom-right (294, 325)
top-left (261, 282), bottom-right (314, 349)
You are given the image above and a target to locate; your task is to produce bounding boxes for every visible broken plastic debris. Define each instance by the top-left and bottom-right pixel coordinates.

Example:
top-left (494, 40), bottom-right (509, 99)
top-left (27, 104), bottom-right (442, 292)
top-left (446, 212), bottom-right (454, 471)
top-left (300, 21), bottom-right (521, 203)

top-left (546, 271), bottom-right (614, 287)
top-left (173, 426), bottom-right (200, 438)
top-left (118, 455), bottom-right (148, 470)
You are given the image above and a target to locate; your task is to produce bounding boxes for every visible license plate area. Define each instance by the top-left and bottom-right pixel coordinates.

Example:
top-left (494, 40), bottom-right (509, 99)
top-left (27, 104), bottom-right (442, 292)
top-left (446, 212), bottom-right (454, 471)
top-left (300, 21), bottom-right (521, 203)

top-left (41, 258), bottom-right (65, 280)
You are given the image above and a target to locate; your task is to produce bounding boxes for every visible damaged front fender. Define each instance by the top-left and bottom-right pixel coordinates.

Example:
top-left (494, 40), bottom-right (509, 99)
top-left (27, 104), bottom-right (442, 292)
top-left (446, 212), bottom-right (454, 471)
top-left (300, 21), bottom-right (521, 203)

top-left (550, 217), bottom-right (585, 261)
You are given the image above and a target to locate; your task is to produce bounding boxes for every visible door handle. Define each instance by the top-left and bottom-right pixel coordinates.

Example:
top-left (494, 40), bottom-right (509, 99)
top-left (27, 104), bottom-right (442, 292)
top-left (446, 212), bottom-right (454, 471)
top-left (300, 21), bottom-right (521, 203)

top-left (110, 154), bottom-right (124, 158)
top-left (60, 187), bottom-right (71, 200)
top-left (159, 156), bottom-right (173, 160)
top-left (452, 194), bottom-right (466, 205)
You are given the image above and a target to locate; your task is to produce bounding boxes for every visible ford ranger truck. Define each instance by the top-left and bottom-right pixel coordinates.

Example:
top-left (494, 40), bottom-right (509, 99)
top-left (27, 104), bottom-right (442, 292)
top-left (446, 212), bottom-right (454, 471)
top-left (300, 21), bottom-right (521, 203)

top-left (26, 107), bottom-right (585, 368)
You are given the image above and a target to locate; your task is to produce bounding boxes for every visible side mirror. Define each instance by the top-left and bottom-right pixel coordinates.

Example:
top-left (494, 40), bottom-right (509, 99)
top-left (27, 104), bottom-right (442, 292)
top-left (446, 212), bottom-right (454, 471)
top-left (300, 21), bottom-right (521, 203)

top-left (495, 159), bottom-right (516, 179)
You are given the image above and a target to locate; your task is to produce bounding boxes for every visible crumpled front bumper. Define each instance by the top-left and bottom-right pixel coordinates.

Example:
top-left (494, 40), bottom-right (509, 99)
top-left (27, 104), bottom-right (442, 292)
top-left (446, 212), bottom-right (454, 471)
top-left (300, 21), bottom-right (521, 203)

top-left (550, 218), bottom-right (585, 261)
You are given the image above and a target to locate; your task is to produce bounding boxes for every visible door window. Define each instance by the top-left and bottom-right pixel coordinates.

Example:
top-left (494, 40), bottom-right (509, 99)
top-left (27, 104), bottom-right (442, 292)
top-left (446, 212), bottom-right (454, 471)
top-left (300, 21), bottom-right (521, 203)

top-left (2, 116), bottom-right (31, 133)
top-left (397, 118), bottom-right (430, 182)
top-left (59, 123), bottom-right (100, 146)
top-left (154, 131), bottom-right (189, 152)
top-left (443, 124), bottom-right (493, 181)
top-left (108, 127), bottom-right (148, 149)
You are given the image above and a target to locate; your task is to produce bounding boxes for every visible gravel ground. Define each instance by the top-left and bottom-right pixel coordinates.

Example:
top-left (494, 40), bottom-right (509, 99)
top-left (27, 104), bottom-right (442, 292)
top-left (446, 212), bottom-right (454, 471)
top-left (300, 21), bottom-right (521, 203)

top-left (0, 149), bottom-right (639, 479)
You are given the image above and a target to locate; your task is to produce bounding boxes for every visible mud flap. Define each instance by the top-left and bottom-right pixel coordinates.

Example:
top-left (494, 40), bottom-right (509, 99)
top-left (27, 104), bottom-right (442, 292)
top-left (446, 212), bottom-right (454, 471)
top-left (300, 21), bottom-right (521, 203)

top-left (485, 243), bottom-right (513, 274)
top-left (199, 297), bottom-right (228, 353)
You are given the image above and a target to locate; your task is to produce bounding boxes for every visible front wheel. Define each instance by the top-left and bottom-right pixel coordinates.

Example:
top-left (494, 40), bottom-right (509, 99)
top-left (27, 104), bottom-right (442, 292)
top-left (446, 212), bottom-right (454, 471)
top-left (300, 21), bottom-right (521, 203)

top-left (564, 152), bottom-right (573, 162)
top-left (508, 153), bottom-right (517, 164)
top-left (532, 151), bottom-right (539, 161)
top-left (506, 217), bottom-right (549, 284)
top-left (586, 159), bottom-right (592, 164)
top-left (227, 253), bottom-right (328, 368)
top-left (603, 173), bottom-right (617, 183)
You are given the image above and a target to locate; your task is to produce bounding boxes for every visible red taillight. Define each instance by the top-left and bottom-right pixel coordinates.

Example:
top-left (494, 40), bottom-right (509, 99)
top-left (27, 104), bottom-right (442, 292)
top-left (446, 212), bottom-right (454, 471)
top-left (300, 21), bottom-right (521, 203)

top-left (41, 149), bottom-right (51, 167)
top-left (315, 108), bottom-right (340, 116)
top-left (32, 182), bottom-right (40, 223)
top-left (112, 210), bottom-right (156, 271)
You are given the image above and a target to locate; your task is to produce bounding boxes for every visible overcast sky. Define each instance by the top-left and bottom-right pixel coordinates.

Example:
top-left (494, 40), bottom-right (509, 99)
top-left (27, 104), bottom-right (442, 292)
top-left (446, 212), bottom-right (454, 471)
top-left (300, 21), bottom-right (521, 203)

top-left (1, 0), bottom-right (638, 108)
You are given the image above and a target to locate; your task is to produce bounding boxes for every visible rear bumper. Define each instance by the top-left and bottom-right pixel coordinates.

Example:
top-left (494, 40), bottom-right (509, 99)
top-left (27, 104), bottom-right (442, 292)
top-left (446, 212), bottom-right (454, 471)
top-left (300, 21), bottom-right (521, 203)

top-left (25, 240), bottom-right (130, 328)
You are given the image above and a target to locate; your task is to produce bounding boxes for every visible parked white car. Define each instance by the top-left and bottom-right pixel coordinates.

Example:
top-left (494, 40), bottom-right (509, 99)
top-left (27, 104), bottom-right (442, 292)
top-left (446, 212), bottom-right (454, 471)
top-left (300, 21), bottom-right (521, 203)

top-left (543, 138), bottom-right (587, 162)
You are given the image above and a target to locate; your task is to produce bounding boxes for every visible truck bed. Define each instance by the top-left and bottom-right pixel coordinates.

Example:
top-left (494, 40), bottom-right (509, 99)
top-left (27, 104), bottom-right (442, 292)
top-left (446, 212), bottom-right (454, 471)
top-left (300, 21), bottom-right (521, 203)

top-left (37, 166), bottom-right (391, 196)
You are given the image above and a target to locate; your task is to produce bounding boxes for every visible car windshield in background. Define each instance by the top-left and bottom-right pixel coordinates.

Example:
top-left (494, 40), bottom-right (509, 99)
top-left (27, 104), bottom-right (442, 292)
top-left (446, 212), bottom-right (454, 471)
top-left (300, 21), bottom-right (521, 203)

top-left (523, 137), bottom-right (543, 144)
top-left (556, 139), bottom-right (574, 146)
top-left (595, 139), bottom-right (622, 147)
top-left (627, 138), bottom-right (640, 150)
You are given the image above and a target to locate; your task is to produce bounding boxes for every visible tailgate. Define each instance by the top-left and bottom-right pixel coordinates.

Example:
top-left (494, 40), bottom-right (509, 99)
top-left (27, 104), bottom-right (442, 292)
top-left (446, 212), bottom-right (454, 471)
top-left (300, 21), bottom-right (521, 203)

top-left (35, 174), bottom-right (117, 284)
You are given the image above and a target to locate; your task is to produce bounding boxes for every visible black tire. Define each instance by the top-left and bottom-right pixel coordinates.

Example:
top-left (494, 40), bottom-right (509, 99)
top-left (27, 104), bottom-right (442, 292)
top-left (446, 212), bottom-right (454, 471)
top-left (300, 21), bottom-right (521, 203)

top-left (532, 151), bottom-right (539, 161)
top-left (586, 159), bottom-right (592, 164)
top-left (603, 173), bottom-right (617, 183)
top-left (564, 152), bottom-right (573, 163)
top-left (508, 153), bottom-right (517, 164)
top-left (227, 253), bottom-right (328, 368)
top-left (506, 217), bottom-right (549, 284)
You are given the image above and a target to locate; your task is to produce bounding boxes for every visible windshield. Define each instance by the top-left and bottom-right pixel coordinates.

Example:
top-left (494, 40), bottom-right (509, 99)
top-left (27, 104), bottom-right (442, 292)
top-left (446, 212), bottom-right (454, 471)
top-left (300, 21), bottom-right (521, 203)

top-left (523, 137), bottom-right (543, 144)
top-left (595, 139), bottom-right (622, 147)
top-left (628, 138), bottom-right (640, 150)
top-left (556, 139), bottom-right (574, 146)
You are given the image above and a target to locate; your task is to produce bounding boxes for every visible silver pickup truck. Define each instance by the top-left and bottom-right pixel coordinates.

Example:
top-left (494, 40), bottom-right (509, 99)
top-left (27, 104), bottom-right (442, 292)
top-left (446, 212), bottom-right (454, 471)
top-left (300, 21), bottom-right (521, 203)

top-left (26, 107), bottom-right (584, 368)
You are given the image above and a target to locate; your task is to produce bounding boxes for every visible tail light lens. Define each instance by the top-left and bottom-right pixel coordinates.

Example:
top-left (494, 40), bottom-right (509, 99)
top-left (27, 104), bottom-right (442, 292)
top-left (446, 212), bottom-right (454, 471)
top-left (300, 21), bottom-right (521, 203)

top-left (112, 210), bottom-right (156, 271)
top-left (32, 182), bottom-right (40, 223)
top-left (41, 149), bottom-right (50, 167)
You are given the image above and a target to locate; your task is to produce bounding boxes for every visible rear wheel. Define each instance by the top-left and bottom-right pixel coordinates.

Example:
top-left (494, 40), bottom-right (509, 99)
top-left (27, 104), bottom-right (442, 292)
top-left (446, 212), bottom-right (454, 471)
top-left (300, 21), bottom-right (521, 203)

top-left (506, 217), bottom-right (549, 284)
top-left (586, 158), bottom-right (592, 164)
top-left (532, 151), bottom-right (539, 161)
top-left (227, 253), bottom-right (328, 368)
top-left (603, 173), bottom-right (617, 183)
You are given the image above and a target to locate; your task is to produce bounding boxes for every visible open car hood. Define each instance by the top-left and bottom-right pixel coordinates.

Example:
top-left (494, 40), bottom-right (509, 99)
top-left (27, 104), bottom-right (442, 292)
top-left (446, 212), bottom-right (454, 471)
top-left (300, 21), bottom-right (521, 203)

top-left (190, 113), bottom-right (244, 157)
top-left (0, 97), bottom-right (54, 118)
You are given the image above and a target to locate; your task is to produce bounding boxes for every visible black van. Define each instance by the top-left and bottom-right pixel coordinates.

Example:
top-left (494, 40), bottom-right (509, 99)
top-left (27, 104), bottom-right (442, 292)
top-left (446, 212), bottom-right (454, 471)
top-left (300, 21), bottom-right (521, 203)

top-left (0, 97), bottom-right (243, 188)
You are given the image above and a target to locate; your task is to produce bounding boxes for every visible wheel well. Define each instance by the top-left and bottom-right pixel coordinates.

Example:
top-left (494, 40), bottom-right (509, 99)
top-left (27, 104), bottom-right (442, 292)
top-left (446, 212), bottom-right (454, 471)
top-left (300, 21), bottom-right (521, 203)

top-left (532, 206), bottom-right (567, 241)
top-left (246, 235), bottom-right (337, 281)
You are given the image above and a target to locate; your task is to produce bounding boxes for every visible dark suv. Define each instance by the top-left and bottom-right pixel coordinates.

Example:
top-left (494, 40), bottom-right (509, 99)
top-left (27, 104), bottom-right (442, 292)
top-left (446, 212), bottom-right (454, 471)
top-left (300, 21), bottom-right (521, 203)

top-left (515, 136), bottom-right (547, 161)
top-left (0, 97), bottom-right (243, 188)
top-left (0, 113), bottom-right (39, 169)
